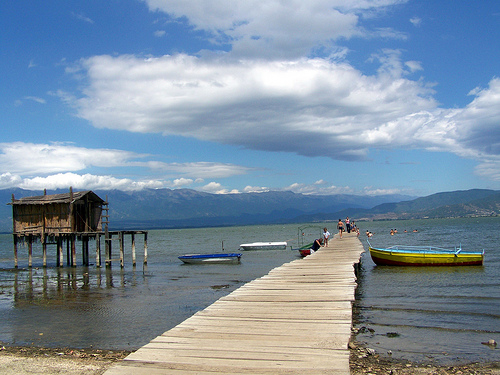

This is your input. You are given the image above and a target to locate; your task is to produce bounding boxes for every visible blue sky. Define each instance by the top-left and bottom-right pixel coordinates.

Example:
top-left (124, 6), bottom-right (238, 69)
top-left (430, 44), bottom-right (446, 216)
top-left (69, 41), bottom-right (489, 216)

top-left (1, 1), bottom-right (500, 197)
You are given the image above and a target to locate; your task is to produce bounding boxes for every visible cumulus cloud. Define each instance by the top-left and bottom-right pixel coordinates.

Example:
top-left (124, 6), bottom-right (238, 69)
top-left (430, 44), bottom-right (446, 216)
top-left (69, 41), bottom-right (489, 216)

top-left (52, 0), bottom-right (500, 190)
top-left (0, 142), bottom-right (141, 175)
top-left (71, 53), bottom-right (437, 161)
top-left (284, 182), bottom-right (354, 195)
top-left (0, 142), bottom-right (252, 190)
top-left (144, 0), bottom-right (391, 59)
top-left (19, 173), bottom-right (163, 191)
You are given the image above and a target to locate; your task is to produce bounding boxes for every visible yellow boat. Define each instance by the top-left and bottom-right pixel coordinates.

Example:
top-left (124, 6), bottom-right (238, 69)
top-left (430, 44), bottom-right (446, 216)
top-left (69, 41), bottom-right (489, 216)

top-left (368, 241), bottom-right (484, 266)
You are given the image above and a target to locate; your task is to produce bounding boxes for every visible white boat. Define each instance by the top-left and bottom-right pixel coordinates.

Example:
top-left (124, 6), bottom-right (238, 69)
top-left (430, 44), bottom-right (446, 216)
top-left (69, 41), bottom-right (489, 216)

top-left (178, 253), bottom-right (242, 264)
top-left (239, 241), bottom-right (287, 251)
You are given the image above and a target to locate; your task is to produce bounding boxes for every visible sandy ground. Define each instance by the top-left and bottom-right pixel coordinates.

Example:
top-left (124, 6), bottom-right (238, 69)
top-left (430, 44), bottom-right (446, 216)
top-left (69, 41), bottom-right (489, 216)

top-left (0, 346), bottom-right (130, 375)
top-left (0, 345), bottom-right (499, 374)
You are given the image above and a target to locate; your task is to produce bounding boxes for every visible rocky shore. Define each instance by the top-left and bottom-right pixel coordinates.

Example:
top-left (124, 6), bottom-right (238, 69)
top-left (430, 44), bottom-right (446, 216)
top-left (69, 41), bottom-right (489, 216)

top-left (350, 345), bottom-right (500, 374)
top-left (0, 344), bottom-right (498, 374)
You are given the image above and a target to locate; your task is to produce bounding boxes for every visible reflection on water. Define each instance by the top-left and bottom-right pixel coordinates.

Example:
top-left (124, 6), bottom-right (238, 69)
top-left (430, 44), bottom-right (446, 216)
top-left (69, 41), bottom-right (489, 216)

top-left (9, 266), bottom-right (150, 307)
top-left (0, 223), bottom-right (299, 350)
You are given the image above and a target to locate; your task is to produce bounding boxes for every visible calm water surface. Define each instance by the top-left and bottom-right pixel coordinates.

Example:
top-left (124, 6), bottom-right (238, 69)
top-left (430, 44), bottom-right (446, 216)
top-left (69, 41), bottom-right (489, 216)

top-left (355, 217), bottom-right (500, 365)
top-left (0, 218), bottom-right (498, 365)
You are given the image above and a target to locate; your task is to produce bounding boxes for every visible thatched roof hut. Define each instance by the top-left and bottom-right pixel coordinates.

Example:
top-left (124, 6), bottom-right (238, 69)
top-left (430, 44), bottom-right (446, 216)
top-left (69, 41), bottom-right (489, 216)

top-left (9, 190), bottom-right (106, 236)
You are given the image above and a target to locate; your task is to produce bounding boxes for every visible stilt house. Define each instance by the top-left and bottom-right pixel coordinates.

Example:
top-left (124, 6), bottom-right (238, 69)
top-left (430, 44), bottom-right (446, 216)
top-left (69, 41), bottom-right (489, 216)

top-left (8, 188), bottom-right (147, 268)
top-left (10, 189), bottom-right (105, 237)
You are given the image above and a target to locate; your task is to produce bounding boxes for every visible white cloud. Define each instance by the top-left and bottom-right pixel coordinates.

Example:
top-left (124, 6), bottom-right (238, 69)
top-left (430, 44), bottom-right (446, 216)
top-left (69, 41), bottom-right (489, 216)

top-left (0, 142), bottom-right (141, 175)
top-left (410, 17), bottom-right (422, 27)
top-left (151, 161), bottom-right (252, 178)
top-left (72, 52), bottom-right (437, 161)
top-left (200, 181), bottom-right (224, 193)
top-left (154, 30), bottom-right (166, 37)
top-left (0, 142), bottom-right (252, 191)
top-left (0, 173), bottom-right (23, 189)
top-left (243, 185), bottom-right (269, 193)
top-left (72, 12), bottom-right (94, 24)
top-left (23, 96), bottom-right (46, 104)
top-left (284, 182), bottom-right (353, 195)
top-left (18, 173), bottom-right (163, 191)
top-left (173, 178), bottom-right (193, 187)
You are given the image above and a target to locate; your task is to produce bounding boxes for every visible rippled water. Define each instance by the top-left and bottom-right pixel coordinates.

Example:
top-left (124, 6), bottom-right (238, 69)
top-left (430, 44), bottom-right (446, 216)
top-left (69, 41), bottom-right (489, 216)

top-left (0, 223), bottom-right (304, 350)
top-left (0, 218), bottom-right (498, 366)
top-left (354, 217), bottom-right (500, 365)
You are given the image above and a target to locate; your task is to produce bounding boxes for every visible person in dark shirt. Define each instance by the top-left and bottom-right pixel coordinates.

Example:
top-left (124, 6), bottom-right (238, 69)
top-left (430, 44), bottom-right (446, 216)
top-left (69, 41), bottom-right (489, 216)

top-left (310, 238), bottom-right (323, 253)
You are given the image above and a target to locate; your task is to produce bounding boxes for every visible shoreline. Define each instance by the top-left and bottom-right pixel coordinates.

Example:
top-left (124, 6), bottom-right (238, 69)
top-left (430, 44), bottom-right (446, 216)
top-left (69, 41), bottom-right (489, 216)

top-left (0, 344), bottom-right (498, 374)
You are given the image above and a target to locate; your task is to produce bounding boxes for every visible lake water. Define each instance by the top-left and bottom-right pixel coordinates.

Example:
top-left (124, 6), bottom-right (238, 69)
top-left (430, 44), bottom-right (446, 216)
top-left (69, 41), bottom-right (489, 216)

top-left (0, 218), bottom-right (498, 365)
top-left (354, 217), bottom-right (500, 365)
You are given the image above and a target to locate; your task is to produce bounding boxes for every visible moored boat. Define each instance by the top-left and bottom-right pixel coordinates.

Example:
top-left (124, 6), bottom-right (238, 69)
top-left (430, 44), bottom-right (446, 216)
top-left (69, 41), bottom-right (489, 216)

top-left (178, 253), bottom-right (242, 264)
top-left (368, 241), bottom-right (484, 266)
top-left (239, 242), bottom-right (287, 251)
top-left (296, 242), bottom-right (314, 257)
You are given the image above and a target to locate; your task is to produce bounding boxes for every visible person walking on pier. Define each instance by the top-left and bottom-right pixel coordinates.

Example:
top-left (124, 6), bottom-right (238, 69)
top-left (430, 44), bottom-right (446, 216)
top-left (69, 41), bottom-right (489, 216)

top-left (337, 219), bottom-right (344, 238)
top-left (345, 217), bottom-right (351, 233)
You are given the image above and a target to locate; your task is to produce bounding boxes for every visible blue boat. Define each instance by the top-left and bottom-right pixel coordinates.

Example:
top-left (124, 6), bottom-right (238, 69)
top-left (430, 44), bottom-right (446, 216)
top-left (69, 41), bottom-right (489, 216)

top-left (178, 253), bottom-right (242, 264)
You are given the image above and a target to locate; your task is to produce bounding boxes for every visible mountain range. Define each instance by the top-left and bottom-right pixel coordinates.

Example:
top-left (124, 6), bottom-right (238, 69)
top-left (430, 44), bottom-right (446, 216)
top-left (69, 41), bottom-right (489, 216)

top-left (1, 188), bottom-right (498, 233)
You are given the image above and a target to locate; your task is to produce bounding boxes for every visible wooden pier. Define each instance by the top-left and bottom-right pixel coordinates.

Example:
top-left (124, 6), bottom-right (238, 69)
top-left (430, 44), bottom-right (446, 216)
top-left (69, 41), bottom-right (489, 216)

top-left (105, 233), bottom-right (365, 375)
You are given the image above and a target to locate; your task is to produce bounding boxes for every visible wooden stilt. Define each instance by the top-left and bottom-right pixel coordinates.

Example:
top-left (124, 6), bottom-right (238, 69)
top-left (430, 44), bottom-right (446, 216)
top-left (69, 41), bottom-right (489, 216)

top-left (119, 231), bottom-right (124, 268)
top-left (96, 234), bottom-right (101, 267)
top-left (42, 235), bottom-right (47, 267)
top-left (71, 234), bottom-right (76, 266)
top-left (143, 232), bottom-right (148, 265)
top-left (131, 233), bottom-right (136, 266)
top-left (57, 236), bottom-right (63, 267)
top-left (105, 232), bottom-right (112, 268)
top-left (28, 235), bottom-right (33, 268)
top-left (83, 236), bottom-right (89, 266)
top-left (66, 237), bottom-right (71, 266)
top-left (13, 235), bottom-right (18, 269)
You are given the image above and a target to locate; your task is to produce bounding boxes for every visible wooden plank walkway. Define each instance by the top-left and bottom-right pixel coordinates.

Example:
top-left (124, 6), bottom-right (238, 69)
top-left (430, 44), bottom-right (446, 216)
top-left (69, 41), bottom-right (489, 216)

top-left (105, 232), bottom-right (365, 375)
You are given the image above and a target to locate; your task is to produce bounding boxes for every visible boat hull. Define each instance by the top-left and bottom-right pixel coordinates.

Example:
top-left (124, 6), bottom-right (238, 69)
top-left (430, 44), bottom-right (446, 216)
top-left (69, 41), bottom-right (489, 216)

top-left (240, 242), bottom-right (287, 251)
top-left (369, 247), bottom-right (484, 266)
top-left (297, 242), bottom-right (314, 257)
top-left (178, 253), bottom-right (242, 264)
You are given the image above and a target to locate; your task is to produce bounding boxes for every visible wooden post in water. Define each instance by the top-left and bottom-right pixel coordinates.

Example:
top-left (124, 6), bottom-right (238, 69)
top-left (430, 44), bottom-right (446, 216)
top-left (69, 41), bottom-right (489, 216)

top-left (42, 236), bottom-right (47, 267)
top-left (66, 237), bottom-right (71, 266)
top-left (83, 236), bottom-right (89, 266)
top-left (28, 235), bottom-right (33, 267)
top-left (13, 235), bottom-right (18, 269)
top-left (143, 232), bottom-right (148, 265)
top-left (96, 234), bottom-right (101, 267)
top-left (131, 233), bottom-right (136, 266)
top-left (119, 231), bottom-right (124, 268)
top-left (57, 236), bottom-right (63, 267)
top-left (11, 195), bottom-right (18, 268)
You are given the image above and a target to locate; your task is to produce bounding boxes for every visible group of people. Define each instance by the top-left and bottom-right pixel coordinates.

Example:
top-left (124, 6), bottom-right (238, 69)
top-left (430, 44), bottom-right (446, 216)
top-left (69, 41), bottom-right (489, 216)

top-left (336, 216), bottom-right (358, 238)
top-left (309, 217), bottom-right (359, 253)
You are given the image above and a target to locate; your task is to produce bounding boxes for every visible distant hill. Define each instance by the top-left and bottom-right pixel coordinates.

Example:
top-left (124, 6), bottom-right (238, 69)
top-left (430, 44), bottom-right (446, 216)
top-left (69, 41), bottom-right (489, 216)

top-left (325, 189), bottom-right (500, 221)
top-left (1, 188), bottom-right (498, 233)
top-left (0, 188), bottom-right (412, 232)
